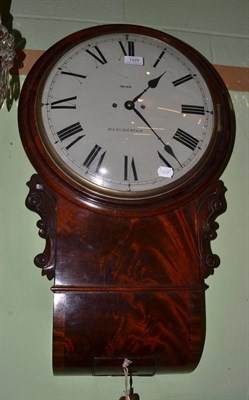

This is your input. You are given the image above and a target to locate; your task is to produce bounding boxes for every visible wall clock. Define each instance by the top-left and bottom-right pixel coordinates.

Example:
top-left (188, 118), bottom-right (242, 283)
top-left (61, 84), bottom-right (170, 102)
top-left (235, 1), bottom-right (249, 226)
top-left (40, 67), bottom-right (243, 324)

top-left (18, 24), bottom-right (235, 375)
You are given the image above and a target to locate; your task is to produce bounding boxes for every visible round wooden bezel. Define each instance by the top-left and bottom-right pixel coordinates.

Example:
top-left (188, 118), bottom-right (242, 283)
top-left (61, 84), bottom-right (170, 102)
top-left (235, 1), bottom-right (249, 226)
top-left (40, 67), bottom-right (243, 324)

top-left (18, 24), bottom-right (235, 216)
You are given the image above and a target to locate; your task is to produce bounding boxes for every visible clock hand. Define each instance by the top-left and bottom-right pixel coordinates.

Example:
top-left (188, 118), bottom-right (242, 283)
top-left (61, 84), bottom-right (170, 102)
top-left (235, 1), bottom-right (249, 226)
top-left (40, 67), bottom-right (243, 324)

top-left (132, 71), bottom-right (167, 103)
top-left (132, 106), bottom-right (164, 143)
top-left (164, 144), bottom-right (182, 167)
top-left (128, 104), bottom-right (182, 167)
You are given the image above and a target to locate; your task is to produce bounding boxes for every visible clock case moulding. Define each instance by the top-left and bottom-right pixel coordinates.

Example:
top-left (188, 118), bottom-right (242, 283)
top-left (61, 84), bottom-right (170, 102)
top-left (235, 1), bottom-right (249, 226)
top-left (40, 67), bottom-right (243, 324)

top-left (18, 24), bottom-right (235, 376)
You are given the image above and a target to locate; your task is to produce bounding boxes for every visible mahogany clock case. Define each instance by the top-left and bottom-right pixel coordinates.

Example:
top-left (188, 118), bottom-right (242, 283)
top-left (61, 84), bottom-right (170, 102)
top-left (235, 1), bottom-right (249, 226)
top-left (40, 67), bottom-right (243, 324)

top-left (18, 24), bottom-right (235, 375)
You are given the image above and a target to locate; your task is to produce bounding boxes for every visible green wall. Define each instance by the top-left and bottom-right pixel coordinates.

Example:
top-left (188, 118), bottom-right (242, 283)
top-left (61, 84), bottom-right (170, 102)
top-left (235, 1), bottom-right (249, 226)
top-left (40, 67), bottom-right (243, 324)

top-left (1, 1), bottom-right (248, 399)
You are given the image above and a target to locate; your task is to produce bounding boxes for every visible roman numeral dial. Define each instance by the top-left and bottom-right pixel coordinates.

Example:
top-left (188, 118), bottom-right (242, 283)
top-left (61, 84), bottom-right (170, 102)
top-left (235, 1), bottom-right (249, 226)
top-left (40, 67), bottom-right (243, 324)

top-left (55, 122), bottom-right (85, 150)
top-left (60, 70), bottom-right (87, 80)
top-left (153, 49), bottom-right (166, 68)
top-left (39, 30), bottom-right (215, 197)
top-left (50, 96), bottom-right (77, 109)
top-left (83, 145), bottom-right (106, 173)
top-left (119, 40), bottom-right (135, 56)
top-left (124, 156), bottom-right (138, 181)
top-left (86, 46), bottom-right (107, 65)
top-left (56, 122), bottom-right (83, 141)
top-left (157, 151), bottom-right (173, 168)
top-left (173, 74), bottom-right (194, 86)
top-left (173, 129), bottom-right (199, 151)
top-left (182, 105), bottom-right (205, 115)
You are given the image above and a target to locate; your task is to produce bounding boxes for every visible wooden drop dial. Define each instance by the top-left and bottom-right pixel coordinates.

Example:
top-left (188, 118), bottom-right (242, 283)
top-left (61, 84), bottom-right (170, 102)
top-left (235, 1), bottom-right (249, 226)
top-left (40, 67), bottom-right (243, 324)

top-left (19, 24), bottom-right (235, 375)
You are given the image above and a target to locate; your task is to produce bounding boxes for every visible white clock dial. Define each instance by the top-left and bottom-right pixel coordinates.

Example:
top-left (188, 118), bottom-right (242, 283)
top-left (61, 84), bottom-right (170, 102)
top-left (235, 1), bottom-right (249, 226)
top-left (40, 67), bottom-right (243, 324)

top-left (38, 31), bottom-right (214, 198)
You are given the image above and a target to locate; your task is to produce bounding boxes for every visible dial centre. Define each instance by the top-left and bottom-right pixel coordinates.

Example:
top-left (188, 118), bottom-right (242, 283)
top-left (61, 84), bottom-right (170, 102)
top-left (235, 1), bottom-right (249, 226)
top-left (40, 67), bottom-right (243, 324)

top-left (124, 100), bottom-right (135, 110)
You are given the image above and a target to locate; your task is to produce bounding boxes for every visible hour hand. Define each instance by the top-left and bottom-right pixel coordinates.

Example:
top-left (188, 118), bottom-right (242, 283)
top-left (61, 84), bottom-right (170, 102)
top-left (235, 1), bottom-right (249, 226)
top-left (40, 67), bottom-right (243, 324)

top-left (132, 71), bottom-right (167, 103)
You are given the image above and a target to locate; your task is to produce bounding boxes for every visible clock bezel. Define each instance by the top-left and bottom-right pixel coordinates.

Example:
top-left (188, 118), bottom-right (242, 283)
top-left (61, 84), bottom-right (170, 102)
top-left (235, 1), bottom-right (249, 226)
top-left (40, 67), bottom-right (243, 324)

top-left (18, 24), bottom-right (235, 216)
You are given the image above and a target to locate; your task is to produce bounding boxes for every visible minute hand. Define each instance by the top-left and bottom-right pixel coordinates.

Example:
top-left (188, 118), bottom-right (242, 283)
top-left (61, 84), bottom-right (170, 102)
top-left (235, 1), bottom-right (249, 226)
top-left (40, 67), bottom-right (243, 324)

top-left (132, 71), bottom-right (166, 103)
top-left (133, 107), bottom-right (164, 144)
top-left (132, 107), bottom-right (182, 167)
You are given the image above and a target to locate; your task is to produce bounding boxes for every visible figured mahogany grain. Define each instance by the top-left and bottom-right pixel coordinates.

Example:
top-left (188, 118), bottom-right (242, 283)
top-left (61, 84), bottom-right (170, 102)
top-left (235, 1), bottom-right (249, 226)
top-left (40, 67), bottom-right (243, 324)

top-left (52, 290), bottom-right (206, 375)
top-left (54, 197), bottom-right (200, 287)
top-left (24, 175), bottom-right (227, 375)
top-left (19, 24), bottom-right (235, 375)
top-left (50, 190), bottom-right (210, 375)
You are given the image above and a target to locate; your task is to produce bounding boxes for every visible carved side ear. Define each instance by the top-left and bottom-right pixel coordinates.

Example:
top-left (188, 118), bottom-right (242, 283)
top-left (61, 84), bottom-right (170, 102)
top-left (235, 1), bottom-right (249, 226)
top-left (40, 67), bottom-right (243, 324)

top-left (26, 174), bottom-right (57, 280)
top-left (197, 180), bottom-right (227, 279)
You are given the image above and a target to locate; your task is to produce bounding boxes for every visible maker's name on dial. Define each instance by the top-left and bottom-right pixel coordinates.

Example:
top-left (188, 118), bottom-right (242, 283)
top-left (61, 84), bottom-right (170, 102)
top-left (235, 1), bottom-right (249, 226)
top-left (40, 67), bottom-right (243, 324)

top-left (107, 127), bottom-right (144, 133)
